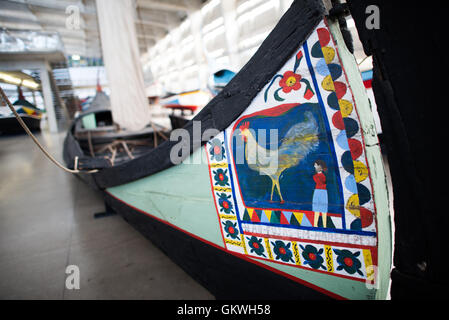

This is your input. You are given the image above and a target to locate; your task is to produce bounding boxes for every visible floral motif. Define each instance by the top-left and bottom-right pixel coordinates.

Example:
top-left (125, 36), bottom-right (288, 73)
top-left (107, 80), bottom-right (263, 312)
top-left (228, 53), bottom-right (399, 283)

top-left (213, 168), bottom-right (229, 186)
top-left (222, 220), bottom-right (239, 239)
top-left (247, 236), bottom-right (266, 257)
top-left (300, 244), bottom-right (326, 270)
top-left (333, 249), bottom-right (364, 276)
top-left (279, 71), bottom-right (302, 93)
top-left (209, 138), bottom-right (225, 161)
top-left (217, 193), bottom-right (234, 214)
top-left (264, 49), bottom-right (314, 102)
top-left (271, 240), bottom-right (294, 263)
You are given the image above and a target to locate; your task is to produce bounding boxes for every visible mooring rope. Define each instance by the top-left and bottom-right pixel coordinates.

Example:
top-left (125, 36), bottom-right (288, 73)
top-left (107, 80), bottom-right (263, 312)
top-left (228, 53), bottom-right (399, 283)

top-left (0, 86), bottom-right (98, 174)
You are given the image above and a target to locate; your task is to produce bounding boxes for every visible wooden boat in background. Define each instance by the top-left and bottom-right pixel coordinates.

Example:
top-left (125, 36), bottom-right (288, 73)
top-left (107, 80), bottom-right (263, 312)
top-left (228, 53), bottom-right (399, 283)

top-left (0, 86), bottom-right (42, 134)
top-left (63, 86), bottom-right (169, 175)
top-left (163, 104), bottom-right (198, 129)
top-left (208, 68), bottom-right (236, 95)
top-left (159, 69), bottom-right (235, 130)
top-left (159, 89), bottom-right (211, 129)
top-left (63, 0), bottom-right (393, 299)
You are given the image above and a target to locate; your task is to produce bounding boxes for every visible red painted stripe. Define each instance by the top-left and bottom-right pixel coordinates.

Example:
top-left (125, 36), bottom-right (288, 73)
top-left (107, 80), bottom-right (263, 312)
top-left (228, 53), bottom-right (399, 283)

top-left (233, 103), bottom-right (299, 125)
top-left (104, 190), bottom-right (346, 300)
top-left (363, 79), bottom-right (372, 88)
top-left (164, 104), bottom-right (198, 111)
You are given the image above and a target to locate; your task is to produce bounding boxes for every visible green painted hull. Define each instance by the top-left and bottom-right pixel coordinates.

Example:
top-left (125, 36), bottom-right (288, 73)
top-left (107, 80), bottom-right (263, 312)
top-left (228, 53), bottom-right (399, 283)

top-left (107, 146), bottom-right (388, 300)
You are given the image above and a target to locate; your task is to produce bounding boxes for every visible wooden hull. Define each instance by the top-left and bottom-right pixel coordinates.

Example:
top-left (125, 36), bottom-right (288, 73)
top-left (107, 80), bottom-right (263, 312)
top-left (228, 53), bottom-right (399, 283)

top-left (0, 115), bottom-right (41, 135)
top-left (63, 108), bottom-right (169, 170)
top-left (104, 191), bottom-right (334, 299)
top-left (104, 143), bottom-right (384, 299)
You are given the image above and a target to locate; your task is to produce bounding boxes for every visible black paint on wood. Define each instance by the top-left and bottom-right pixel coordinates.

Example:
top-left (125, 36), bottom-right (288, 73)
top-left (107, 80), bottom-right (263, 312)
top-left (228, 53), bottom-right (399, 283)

top-left (104, 193), bottom-right (334, 300)
top-left (347, 0), bottom-right (447, 299)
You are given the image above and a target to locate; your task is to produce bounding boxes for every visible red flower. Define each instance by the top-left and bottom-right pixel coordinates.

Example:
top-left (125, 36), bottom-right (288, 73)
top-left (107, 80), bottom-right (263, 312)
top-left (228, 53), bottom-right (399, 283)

top-left (279, 71), bottom-right (302, 93)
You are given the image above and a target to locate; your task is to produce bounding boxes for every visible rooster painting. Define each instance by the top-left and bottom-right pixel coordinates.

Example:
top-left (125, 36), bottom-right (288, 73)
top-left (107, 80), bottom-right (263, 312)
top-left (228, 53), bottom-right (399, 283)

top-left (239, 110), bottom-right (320, 203)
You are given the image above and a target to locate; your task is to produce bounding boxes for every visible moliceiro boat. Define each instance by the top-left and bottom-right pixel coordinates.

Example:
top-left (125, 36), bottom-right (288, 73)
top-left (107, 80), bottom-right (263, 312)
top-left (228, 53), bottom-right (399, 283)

top-left (64, 86), bottom-right (169, 181)
top-left (64, 0), bottom-right (392, 299)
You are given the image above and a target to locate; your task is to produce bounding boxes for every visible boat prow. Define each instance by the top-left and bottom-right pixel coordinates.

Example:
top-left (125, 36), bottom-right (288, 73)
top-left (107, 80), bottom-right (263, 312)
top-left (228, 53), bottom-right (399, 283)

top-left (64, 0), bottom-right (392, 299)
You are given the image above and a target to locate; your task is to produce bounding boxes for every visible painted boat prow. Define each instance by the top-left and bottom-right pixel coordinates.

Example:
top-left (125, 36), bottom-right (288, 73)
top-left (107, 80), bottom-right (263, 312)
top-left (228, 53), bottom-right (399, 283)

top-left (95, 0), bottom-right (391, 300)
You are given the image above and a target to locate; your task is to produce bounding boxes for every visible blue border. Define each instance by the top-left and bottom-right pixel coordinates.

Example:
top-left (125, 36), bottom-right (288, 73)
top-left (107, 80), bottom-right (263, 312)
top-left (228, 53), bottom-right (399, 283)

top-left (303, 40), bottom-right (347, 230)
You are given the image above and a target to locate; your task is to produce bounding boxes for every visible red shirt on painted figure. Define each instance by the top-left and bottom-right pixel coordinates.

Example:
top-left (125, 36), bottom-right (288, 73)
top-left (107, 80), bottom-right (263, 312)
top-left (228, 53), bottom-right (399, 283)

top-left (313, 172), bottom-right (326, 189)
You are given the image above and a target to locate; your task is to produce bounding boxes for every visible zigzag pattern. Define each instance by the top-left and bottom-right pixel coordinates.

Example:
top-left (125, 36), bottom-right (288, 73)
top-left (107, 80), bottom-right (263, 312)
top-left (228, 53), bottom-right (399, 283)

top-left (242, 207), bottom-right (342, 229)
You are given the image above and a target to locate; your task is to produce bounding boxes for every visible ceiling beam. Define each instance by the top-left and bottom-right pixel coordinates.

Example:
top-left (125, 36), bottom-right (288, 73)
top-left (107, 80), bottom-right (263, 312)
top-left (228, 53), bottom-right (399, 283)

top-left (137, 7), bottom-right (183, 22)
top-left (137, 25), bottom-right (167, 38)
top-left (61, 37), bottom-right (98, 44)
top-left (136, 0), bottom-right (189, 13)
top-left (137, 33), bottom-right (161, 40)
top-left (0, 20), bottom-right (42, 30)
top-left (0, 14), bottom-right (40, 26)
top-left (136, 19), bottom-right (170, 30)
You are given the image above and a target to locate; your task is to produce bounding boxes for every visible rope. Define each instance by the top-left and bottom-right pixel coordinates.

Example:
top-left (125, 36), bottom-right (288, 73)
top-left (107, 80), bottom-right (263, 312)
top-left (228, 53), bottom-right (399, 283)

top-left (0, 86), bottom-right (98, 174)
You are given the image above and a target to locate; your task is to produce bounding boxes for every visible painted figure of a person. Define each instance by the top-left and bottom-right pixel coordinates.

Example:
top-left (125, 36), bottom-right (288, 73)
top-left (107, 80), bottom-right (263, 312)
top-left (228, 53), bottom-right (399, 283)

top-left (312, 160), bottom-right (328, 228)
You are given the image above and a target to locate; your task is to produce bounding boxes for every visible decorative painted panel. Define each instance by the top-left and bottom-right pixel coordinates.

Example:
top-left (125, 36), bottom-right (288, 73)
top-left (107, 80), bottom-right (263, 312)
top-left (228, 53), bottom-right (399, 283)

top-left (206, 19), bottom-right (377, 283)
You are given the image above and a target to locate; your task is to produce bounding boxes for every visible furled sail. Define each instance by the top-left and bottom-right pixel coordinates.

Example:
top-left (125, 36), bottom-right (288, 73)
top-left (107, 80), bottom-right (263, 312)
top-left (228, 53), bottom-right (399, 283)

top-left (95, 0), bottom-right (151, 131)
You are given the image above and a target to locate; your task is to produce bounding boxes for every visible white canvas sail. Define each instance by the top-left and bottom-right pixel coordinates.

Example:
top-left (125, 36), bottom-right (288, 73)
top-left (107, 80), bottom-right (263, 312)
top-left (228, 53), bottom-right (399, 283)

top-left (96, 0), bottom-right (151, 131)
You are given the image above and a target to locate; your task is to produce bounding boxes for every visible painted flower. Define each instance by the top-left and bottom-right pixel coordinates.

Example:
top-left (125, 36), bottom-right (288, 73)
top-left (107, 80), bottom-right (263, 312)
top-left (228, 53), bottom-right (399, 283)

top-left (213, 169), bottom-right (229, 187)
top-left (334, 249), bottom-right (364, 276)
top-left (271, 240), bottom-right (294, 263)
top-left (247, 236), bottom-right (266, 257)
top-left (222, 220), bottom-right (239, 239)
top-left (209, 138), bottom-right (225, 161)
top-left (279, 71), bottom-right (302, 93)
top-left (300, 244), bottom-right (326, 270)
top-left (217, 193), bottom-right (234, 214)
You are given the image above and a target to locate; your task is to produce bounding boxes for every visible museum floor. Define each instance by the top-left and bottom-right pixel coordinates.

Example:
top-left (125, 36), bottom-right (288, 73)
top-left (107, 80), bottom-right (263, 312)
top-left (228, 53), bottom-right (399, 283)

top-left (0, 131), bottom-right (213, 299)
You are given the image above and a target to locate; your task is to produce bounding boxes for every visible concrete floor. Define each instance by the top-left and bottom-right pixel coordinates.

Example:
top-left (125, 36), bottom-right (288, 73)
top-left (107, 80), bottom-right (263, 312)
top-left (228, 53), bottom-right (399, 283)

top-left (0, 130), bottom-right (214, 299)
